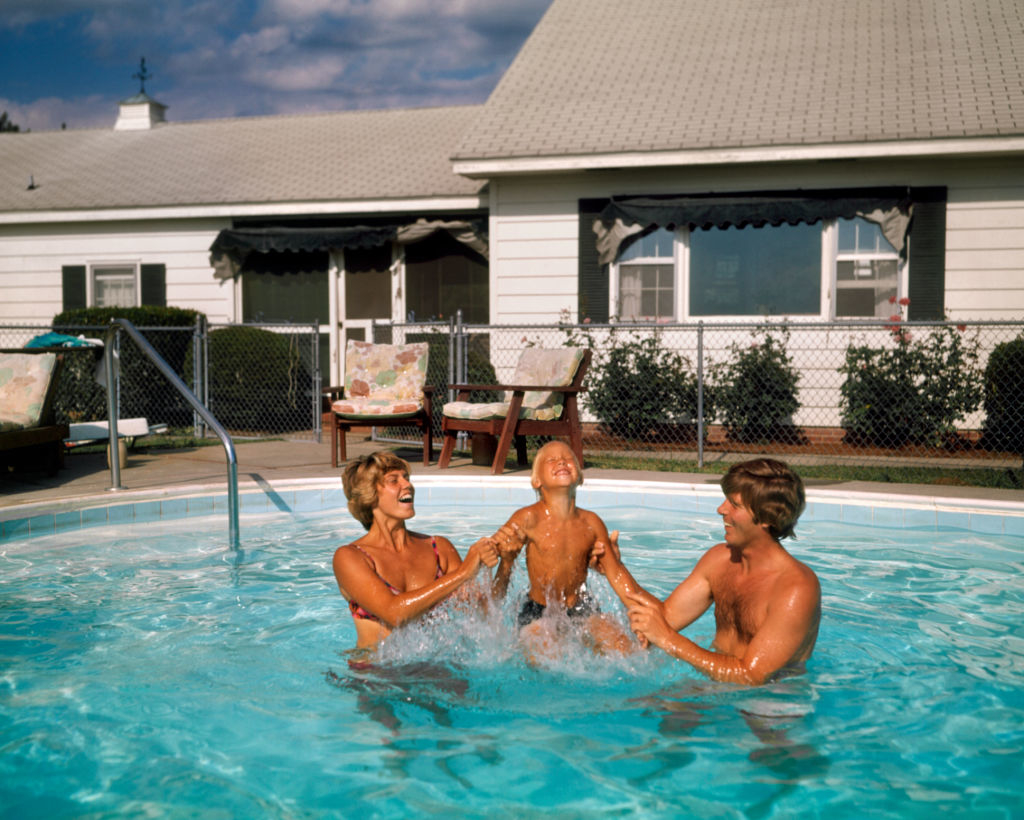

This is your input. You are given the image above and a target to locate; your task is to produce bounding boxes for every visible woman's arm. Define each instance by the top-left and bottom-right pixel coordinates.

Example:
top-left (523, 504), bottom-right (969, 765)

top-left (332, 539), bottom-right (496, 627)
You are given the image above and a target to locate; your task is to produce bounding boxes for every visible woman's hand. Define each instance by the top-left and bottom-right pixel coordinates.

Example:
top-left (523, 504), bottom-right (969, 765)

top-left (465, 537), bottom-right (500, 569)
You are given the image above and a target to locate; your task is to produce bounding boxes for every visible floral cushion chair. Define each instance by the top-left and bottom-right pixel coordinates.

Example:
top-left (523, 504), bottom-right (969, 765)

top-left (438, 347), bottom-right (590, 475)
top-left (322, 340), bottom-right (433, 467)
top-left (0, 350), bottom-right (68, 475)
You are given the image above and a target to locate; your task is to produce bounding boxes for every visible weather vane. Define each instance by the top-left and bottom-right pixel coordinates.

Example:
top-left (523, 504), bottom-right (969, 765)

top-left (133, 57), bottom-right (151, 94)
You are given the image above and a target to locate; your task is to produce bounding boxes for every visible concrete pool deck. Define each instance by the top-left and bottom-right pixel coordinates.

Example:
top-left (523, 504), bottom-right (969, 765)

top-left (3, 433), bottom-right (1024, 514)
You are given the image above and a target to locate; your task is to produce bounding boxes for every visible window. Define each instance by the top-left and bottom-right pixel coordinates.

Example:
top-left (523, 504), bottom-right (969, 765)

top-left (689, 223), bottom-right (821, 316)
top-left (92, 266), bottom-right (137, 307)
top-left (61, 263), bottom-right (166, 310)
top-left (612, 227), bottom-right (676, 321)
top-left (241, 251), bottom-right (329, 324)
top-left (609, 218), bottom-right (899, 321)
top-left (405, 231), bottom-right (489, 323)
top-left (834, 218), bottom-right (899, 318)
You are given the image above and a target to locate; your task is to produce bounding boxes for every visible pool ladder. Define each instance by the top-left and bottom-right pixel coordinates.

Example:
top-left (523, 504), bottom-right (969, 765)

top-left (103, 319), bottom-right (240, 548)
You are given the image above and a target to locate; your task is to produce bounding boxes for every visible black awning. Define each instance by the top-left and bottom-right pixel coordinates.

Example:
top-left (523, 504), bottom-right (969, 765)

top-left (595, 190), bottom-right (913, 264)
top-left (209, 221), bottom-right (489, 279)
top-left (210, 225), bottom-right (396, 257)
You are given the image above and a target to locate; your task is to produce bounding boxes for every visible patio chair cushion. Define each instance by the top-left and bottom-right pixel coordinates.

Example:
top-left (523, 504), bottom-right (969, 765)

top-left (332, 340), bottom-right (428, 419)
top-left (0, 352), bottom-right (59, 432)
top-left (442, 348), bottom-right (585, 422)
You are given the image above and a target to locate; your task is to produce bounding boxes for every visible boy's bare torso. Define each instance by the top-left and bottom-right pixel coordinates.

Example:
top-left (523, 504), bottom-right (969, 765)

top-left (511, 500), bottom-right (601, 608)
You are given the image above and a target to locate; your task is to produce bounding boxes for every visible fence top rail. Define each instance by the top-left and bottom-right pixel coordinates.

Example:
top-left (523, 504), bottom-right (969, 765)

top-left (428, 319), bottom-right (1024, 332)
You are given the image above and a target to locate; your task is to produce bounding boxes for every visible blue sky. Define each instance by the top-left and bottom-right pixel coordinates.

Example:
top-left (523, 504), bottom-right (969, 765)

top-left (0, 0), bottom-right (553, 132)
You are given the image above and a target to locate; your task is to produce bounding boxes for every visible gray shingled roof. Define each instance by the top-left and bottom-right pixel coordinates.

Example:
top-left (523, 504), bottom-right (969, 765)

top-left (0, 105), bottom-right (485, 214)
top-left (454, 0), bottom-right (1024, 162)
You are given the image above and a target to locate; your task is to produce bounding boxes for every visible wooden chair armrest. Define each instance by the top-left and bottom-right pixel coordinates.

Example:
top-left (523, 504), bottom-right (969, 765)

top-left (447, 383), bottom-right (585, 393)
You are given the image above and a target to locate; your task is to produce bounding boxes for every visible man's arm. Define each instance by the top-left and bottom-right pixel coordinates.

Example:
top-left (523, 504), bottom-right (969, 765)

top-left (628, 567), bottom-right (820, 685)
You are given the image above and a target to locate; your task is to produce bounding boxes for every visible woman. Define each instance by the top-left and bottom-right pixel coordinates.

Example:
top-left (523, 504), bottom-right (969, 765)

top-left (334, 450), bottom-right (500, 649)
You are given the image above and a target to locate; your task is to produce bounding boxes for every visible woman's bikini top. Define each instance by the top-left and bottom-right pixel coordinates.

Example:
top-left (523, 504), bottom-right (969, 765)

top-left (347, 537), bottom-right (443, 622)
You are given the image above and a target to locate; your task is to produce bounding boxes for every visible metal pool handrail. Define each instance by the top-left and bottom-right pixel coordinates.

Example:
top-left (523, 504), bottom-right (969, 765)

top-left (103, 318), bottom-right (240, 548)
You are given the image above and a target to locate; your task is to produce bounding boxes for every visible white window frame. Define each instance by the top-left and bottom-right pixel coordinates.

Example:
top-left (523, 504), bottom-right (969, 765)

top-left (87, 261), bottom-right (141, 308)
top-left (609, 220), bottom-right (907, 323)
top-left (609, 228), bottom-right (682, 322)
top-left (829, 219), bottom-right (905, 320)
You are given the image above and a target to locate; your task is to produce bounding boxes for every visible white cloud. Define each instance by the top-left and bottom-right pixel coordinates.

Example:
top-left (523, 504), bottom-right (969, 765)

top-left (0, 94), bottom-right (113, 131)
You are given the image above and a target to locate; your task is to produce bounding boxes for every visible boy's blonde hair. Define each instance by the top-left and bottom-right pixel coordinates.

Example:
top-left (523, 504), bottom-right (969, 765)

top-left (720, 458), bottom-right (805, 540)
top-left (342, 450), bottom-right (411, 529)
top-left (530, 440), bottom-right (582, 490)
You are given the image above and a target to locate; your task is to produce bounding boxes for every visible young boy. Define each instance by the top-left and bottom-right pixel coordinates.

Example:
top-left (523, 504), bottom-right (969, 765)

top-left (492, 440), bottom-right (633, 658)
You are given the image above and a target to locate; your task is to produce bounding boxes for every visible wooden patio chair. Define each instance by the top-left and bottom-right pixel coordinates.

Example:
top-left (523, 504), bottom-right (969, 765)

top-left (322, 339), bottom-right (434, 467)
top-left (438, 347), bottom-right (590, 475)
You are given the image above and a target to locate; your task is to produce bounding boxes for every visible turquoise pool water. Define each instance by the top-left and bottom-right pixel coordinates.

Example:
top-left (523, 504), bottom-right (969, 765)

top-left (1, 480), bottom-right (1022, 818)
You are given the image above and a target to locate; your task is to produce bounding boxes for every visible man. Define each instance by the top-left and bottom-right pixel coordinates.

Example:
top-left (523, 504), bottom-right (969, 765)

top-left (598, 458), bottom-right (820, 685)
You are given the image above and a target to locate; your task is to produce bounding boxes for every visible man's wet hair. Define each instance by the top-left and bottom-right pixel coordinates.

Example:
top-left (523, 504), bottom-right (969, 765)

top-left (720, 458), bottom-right (806, 540)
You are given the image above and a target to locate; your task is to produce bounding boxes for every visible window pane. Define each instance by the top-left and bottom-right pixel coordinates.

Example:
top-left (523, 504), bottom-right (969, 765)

top-left (619, 227), bottom-right (674, 261)
top-left (619, 262), bottom-right (674, 321)
top-left (93, 267), bottom-right (136, 307)
top-left (689, 223), bottom-right (820, 316)
top-left (835, 259), bottom-right (898, 317)
top-left (838, 217), bottom-right (896, 254)
top-left (405, 231), bottom-right (489, 323)
top-left (242, 251), bottom-right (329, 323)
top-left (344, 245), bottom-right (391, 320)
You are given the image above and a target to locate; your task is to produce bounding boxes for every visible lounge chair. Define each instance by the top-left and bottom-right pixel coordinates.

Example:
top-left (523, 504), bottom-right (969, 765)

top-left (322, 340), bottom-right (434, 467)
top-left (0, 349), bottom-right (68, 476)
top-left (438, 347), bottom-right (590, 475)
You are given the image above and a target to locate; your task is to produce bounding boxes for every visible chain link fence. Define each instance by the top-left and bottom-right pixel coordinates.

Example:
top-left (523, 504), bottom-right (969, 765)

top-left (5, 316), bottom-right (1020, 469)
top-left (375, 317), bottom-right (1024, 470)
top-left (0, 321), bottom-right (321, 441)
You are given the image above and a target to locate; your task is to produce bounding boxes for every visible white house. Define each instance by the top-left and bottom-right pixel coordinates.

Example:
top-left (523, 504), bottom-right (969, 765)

top-left (2, 0), bottom-right (1022, 387)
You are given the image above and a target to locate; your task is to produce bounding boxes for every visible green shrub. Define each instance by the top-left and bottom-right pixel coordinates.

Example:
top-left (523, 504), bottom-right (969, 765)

top-left (185, 326), bottom-right (311, 434)
top-left (982, 335), bottom-right (1024, 454)
top-left (574, 327), bottom-right (704, 442)
top-left (51, 306), bottom-right (201, 426)
top-left (712, 326), bottom-right (800, 442)
top-left (839, 309), bottom-right (982, 447)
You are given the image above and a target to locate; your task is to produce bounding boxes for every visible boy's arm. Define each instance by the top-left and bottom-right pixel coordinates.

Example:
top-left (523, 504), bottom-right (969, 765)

top-left (490, 515), bottom-right (526, 599)
top-left (594, 530), bottom-right (662, 609)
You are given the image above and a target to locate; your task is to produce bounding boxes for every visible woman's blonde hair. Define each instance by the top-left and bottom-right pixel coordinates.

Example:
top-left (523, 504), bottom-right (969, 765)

top-left (720, 458), bottom-right (805, 540)
top-left (342, 451), bottom-right (411, 529)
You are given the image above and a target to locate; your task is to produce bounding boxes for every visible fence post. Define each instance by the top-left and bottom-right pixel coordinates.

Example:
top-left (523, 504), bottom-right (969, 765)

top-left (193, 315), bottom-right (206, 438)
top-left (697, 321), bottom-right (705, 469)
top-left (312, 320), bottom-right (321, 442)
top-left (448, 313), bottom-right (457, 404)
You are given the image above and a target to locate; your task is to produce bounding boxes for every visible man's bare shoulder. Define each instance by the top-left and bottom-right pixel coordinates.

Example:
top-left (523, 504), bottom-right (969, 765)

top-left (778, 553), bottom-right (821, 596)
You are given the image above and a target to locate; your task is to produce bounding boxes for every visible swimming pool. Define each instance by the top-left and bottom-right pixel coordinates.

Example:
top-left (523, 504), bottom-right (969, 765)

top-left (1, 478), bottom-right (1022, 818)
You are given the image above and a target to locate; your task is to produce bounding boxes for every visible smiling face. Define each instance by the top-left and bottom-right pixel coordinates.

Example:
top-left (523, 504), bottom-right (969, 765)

top-left (531, 441), bottom-right (581, 491)
top-left (716, 492), bottom-right (767, 549)
top-left (375, 468), bottom-right (416, 521)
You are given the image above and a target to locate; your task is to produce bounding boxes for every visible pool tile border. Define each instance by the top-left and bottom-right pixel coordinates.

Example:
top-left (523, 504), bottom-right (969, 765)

top-left (2, 476), bottom-right (1023, 543)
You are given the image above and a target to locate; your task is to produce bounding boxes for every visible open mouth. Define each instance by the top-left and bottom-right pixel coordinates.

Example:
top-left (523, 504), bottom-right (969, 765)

top-left (398, 492), bottom-right (414, 503)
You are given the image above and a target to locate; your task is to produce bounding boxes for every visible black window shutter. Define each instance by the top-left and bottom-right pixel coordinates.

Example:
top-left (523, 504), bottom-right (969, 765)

top-left (906, 187), bottom-right (947, 320)
top-left (62, 265), bottom-right (86, 310)
top-left (578, 198), bottom-right (610, 322)
top-left (140, 263), bottom-right (166, 307)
